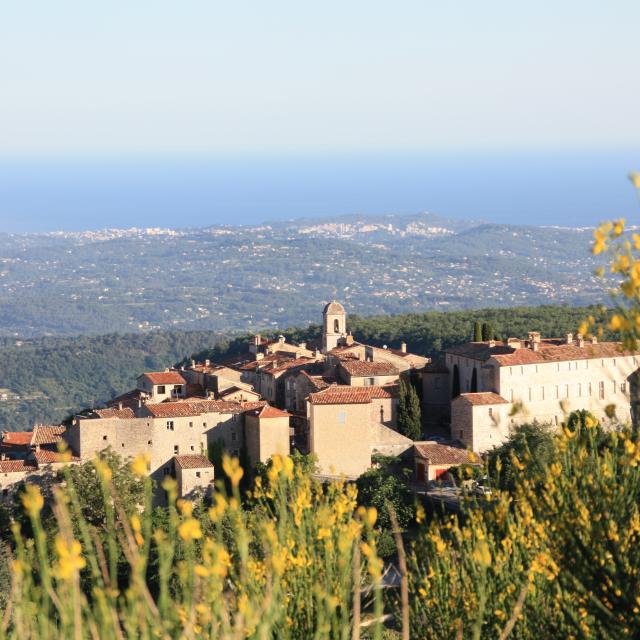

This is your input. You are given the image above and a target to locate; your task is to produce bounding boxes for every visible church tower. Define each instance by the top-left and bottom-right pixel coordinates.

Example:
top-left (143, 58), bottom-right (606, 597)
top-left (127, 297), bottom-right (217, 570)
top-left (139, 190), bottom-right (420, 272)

top-left (322, 300), bottom-right (347, 353)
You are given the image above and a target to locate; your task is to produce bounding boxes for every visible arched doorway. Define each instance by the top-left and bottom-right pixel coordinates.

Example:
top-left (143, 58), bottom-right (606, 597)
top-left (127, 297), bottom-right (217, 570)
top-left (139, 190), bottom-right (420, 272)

top-left (470, 367), bottom-right (478, 393)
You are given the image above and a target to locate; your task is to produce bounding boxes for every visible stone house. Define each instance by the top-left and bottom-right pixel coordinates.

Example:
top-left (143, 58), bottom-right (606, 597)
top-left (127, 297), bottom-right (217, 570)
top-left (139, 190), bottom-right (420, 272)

top-left (413, 442), bottom-right (474, 483)
top-left (174, 454), bottom-right (215, 499)
top-left (136, 371), bottom-right (187, 402)
top-left (244, 405), bottom-right (292, 465)
top-left (423, 332), bottom-right (640, 452)
top-left (307, 385), bottom-right (411, 477)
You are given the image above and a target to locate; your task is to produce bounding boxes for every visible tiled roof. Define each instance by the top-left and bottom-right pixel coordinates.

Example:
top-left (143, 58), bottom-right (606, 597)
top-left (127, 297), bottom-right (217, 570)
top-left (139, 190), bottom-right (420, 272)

top-left (309, 385), bottom-right (397, 405)
top-left (33, 448), bottom-right (80, 465)
top-left (446, 339), bottom-right (638, 366)
top-left (93, 407), bottom-right (137, 420)
top-left (145, 400), bottom-right (266, 418)
top-left (265, 358), bottom-right (315, 376)
top-left (414, 443), bottom-right (473, 465)
top-left (299, 371), bottom-right (332, 391)
top-left (455, 392), bottom-right (509, 406)
top-left (249, 405), bottom-right (291, 419)
top-left (219, 386), bottom-right (260, 398)
top-left (0, 460), bottom-right (38, 473)
top-left (323, 300), bottom-right (346, 314)
top-left (107, 389), bottom-right (146, 410)
top-left (31, 425), bottom-right (66, 446)
top-left (2, 432), bottom-right (33, 446)
top-left (174, 454), bottom-right (214, 469)
top-left (141, 371), bottom-right (186, 385)
top-left (339, 360), bottom-right (399, 377)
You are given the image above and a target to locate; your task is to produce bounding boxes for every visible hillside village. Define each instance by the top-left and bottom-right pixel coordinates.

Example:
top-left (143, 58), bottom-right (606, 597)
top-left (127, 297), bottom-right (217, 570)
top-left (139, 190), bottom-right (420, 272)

top-left (0, 301), bottom-right (637, 501)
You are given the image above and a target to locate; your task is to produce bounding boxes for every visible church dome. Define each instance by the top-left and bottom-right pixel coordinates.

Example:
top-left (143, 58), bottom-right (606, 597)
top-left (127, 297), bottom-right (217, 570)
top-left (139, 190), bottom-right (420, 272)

top-left (323, 300), bottom-right (345, 315)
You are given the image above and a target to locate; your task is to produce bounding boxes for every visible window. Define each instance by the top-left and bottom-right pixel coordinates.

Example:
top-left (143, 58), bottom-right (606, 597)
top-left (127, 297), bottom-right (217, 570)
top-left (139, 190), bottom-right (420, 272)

top-left (231, 431), bottom-right (237, 442)
top-left (380, 406), bottom-right (385, 422)
top-left (163, 467), bottom-right (170, 476)
top-left (612, 381), bottom-right (617, 394)
top-left (196, 472), bottom-right (201, 478)
top-left (157, 385), bottom-right (166, 394)
top-left (459, 430), bottom-right (463, 438)
top-left (174, 445), bottom-right (179, 454)
top-left (541, 386), bottom-right (545, 400)
top-left (189, 421), bottom-right (193, 428)
top-left (613, 360), bottom-right (617, 367)
top-left (338, 412), bottom-right (346, 425)
top-left (510, 389), bottom-right (514, 402)
top-left (103, 435), bottom-right (108, 441)
top-left (528, 388), bottom-right (532, 402)
top-left (190, 445), bottom-right (195, 451)
top-left (589, 383), bottom-right (592, 396)
top-left (577, 383), bottom-right (581, 398)
top-left (621, 382), bottom-right (627, 394)
top-left (565, 384), bottom-right (570, 398)
top-left (121, 443), bottom-right (125, 448)
top-left (599, 381), bottom-right (605, 400)
top-left (232, 414), bottom-right (238, 422)
top-left (166, 421), bottom-right (174, 431)
top-left (203, 422), bottom-right (207, 427)
top-left (555, 385), bottom-right (559, 399)
top-left (488, 408), bottom-right (493, 418)
top-left (554, 415), bottom-right (558, 425)
top-left (334, 319), bottom-right (340, 332)
top-left (147, 440), bottom-right (152, 445)
top-left (366, 377), bottom-right (375, 387)
top-left (175, 385), bottom-right (183, 394)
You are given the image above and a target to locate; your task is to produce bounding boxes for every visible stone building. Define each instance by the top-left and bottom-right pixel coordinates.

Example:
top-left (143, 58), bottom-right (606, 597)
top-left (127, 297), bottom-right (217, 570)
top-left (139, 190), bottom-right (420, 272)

top-left (423, 332), bottom-right (640, 452)
top-left (174, 454), bottom-right (215, 499)
top-left (413, 441), bottom-right (474, 483)
top-left (244, 405), bottom-right (292, 464)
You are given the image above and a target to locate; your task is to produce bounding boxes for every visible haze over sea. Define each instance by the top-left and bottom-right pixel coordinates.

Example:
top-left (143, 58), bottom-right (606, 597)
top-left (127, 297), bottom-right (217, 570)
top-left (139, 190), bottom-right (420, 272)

top-left (1, 149), bottom-right (639, 233)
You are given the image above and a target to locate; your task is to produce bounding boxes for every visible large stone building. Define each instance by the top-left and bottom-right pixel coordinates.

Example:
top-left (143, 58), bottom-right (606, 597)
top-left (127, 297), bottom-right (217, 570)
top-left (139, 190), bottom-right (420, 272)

top-left (423, 332), bottom-right (640, 452)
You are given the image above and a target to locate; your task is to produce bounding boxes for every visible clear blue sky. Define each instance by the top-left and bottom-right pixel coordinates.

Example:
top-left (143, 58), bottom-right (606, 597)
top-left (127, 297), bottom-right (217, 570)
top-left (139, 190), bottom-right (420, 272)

top-left (1, 1), bottom-right (639, 155)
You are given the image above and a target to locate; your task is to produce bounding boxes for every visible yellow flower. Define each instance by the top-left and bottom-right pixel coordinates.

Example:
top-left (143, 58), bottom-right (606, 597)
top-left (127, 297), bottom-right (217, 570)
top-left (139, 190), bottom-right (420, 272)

top-left (365, 507), bottom-right (377, 528)
top-left (208, 493), bottom-right (227, 522)
top-left (613, 218), bottom-right (625, 237)
top-left (94, 458), bottom-right (112, 483)
top-left (473, 540), bottom-right (492, 568)
top-left (178, 518), bottom-right (202, 542)
top-left (317, 527), bottom-right (331, 541)
top-left (194, 564), bottom-right (210, 578)
top-left (130, 453), bottom-right (150, 477)
top-left (222, 455), bottom-right (244, 487)
top-left (53, 536), bottom-right (86, 580)
top-left (629, 172), bottom-right (640, 190)
top-left (177, 499), bottom-right (193, 517)
top-left (21, 484), bottom-right (44, 518)
top-left (130, 515), bottom-right (144, 547)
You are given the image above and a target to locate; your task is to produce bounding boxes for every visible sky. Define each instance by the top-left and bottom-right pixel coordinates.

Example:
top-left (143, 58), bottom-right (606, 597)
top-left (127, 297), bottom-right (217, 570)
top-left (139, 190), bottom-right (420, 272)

top-left (1, 1), bottom-right (639, 155)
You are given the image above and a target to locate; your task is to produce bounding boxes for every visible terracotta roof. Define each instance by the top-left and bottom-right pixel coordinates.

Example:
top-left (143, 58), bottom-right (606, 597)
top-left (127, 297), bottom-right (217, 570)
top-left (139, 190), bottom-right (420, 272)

top-left (31, 425), bottom-right (66, 446)
top-left (414, 443), bottom-right (473, 465)
top-left (107, 389), bottom-right (146, 410)
top-left (219, 386), bottom-right (260, 399)
top-left (339, 360), bottom-right (399, 377)
top-left (446, 339), bottom-right (638, 366)
top-left (140, 371), bottom-right (186, 385)
top-left (174, 454), bottom-right (214, 469)
top-left (299, 371), bottom-right (332, 391)
top-left (309, 385), bottom-right (397, 405)
top-left (93, 407), bottom-right (137, 420)
top-left (145, 400), bottom-right (266, 418)
top-left (2, 432), bottom-right (33, 446)
top-left (455, 392), bottom-right (509, 406)
top-left (249, 405), bottom-right (291, 419)
top-left (0, 460), bottom-right (37, 473)
top-left (323, 300), bottom-right (346, 314)
top-left (33, 448), bottom-right (80, 465)
top-left (265, 358), bottom-right (315, 376)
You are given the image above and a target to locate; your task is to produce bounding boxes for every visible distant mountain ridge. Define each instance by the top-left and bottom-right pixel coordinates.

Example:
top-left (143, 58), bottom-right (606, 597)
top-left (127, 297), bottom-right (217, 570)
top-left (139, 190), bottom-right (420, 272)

top-left (0, 212), bottom-right (605, 338)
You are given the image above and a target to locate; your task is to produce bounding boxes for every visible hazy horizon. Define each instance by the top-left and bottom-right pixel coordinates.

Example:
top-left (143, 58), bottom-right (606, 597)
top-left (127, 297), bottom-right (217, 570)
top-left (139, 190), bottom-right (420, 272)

top-left (1, 149), bottom-right (639, 233)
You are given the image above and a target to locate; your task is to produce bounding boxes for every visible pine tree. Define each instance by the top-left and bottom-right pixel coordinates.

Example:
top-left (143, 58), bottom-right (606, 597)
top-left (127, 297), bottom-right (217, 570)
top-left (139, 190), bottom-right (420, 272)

top-left (397, 379), bottom-right (422, 441)
top-left (481, 322), bottom-right (494, 341)
top-left (473, 321), bottom-right (482, 342)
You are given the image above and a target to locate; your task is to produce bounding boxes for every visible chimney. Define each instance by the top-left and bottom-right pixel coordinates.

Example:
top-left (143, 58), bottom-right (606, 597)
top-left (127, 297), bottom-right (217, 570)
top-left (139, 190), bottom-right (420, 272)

top-left (507, 338), bottom-right (521, 349)
top-left (137, 397), bottom-right (143, 409)
top-left (256, 352), bottom-right (264, 361)
top-left (346, 333), bottom-right (354, 346)
top-left (531, 341), bottom-right (539, 352)
top-left (254, 334), bottom-right (261, 346)
top-left (278, 335), bottom-right (285, 345)
top-left (205, 359), bottom-right (210, 367)
top-left (191, 359), bottom-right (196, 368)
top-left (400, 341), bottom-right (407, 353)
top-left (577, 333), bottom-right (585, 348)
top-left (591, 336), bottom-right (598, 345)
top-left (298, 342), bottom-right (306, 350)
top-left (118, 401), bottom-right (123, 410)
top-left (489, 339), bottom-right (496, 348)
top-left (383, 345), bottom-right (388, 350)
top-left (566, 333), bottom-right (573, 345)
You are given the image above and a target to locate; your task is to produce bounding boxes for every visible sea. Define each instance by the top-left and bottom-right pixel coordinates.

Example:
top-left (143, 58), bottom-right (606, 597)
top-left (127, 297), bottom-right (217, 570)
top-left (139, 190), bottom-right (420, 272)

top-left (0, 149), bottom-right (638, 233)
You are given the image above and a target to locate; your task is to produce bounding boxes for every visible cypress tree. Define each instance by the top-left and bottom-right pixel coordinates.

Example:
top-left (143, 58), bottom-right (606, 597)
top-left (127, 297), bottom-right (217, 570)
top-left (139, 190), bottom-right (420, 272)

top-left (473, 321), bottom-right (482, 342)
top-left (397, 379), bottom-right (422, 441)
top-left (481, 322), bottom-right (494, 341)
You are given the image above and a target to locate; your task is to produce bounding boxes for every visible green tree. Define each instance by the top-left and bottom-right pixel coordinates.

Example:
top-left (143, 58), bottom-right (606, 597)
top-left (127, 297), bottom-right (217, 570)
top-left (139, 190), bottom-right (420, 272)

top-left (397, 379), bottom-right (422, 441)
top-left (473, 320), bottom-right (482, 342)
top-left (481, 322), bottom-right (494, 341)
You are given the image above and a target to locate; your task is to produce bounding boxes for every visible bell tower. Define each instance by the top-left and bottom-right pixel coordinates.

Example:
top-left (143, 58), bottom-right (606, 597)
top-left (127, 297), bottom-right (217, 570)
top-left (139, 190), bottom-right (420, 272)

top-left (322, 300), bottom-right (347, 353)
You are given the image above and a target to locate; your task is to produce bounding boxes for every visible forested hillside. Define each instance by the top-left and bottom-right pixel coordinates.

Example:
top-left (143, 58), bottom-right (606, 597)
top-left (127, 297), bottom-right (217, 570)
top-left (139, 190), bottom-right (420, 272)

top-left (0, 304), bottom-right (608, 432)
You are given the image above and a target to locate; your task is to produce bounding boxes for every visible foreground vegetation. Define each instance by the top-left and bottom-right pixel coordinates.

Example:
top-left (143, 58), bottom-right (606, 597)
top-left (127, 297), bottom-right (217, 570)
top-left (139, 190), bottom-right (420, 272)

top-left (0, 413), bottom-right (638, 639)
